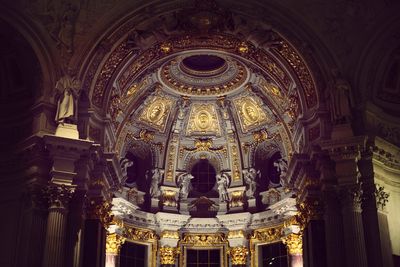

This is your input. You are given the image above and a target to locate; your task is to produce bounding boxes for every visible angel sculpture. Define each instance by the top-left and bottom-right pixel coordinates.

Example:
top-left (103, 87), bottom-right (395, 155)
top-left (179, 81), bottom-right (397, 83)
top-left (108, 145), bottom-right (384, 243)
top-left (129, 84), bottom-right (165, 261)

top-left (54, 75), bottom-right (81, 124)
top-left (177, 172), bottom-right (194, 201)
top-left (243, 168), bottom-right (260, 199)
top-left (149, 168), bottom-right (164, 198)
top-left (216, 173), bottom-right (230, 202)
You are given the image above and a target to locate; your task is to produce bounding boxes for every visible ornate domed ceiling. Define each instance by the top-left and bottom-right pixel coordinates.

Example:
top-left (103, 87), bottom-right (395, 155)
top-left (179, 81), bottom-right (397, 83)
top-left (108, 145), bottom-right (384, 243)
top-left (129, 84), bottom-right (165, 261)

top-left (84, 0), bottom-right (321, 228)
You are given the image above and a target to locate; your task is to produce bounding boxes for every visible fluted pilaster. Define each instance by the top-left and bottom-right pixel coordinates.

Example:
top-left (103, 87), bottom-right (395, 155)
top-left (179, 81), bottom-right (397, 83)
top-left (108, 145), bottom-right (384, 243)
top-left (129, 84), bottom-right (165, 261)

top-left (42, 183), bottom-right (75, 267)
top-left (322, 188), bottom-right (345, 267)
top-left (339, 184), bottom-right (368, 267)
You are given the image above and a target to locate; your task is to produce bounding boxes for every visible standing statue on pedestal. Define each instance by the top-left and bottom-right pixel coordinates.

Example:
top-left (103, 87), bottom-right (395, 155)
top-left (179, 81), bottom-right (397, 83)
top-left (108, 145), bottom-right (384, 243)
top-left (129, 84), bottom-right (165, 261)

top-left (55, 75), bottom-right (81, 124)
top-left (177, 172), bottom-right (194, 201)
top-left (149, 168), bottom-right (164, 198)
top-left (243, 168), bottom-right (259, 199)
top-left (216, 173), bottom-right (230, 202)
top-left (330, 69), bottom-right (353, 124)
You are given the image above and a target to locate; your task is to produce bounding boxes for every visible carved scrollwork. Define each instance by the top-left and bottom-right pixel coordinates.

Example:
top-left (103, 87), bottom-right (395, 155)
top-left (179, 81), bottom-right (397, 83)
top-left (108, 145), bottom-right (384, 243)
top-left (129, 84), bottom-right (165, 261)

top-left (375, 184), bottom-right (390, 211)
top-left (159, 246), bottom-right (180, 265)
top-left (106, 233), bottom-right (126, 254)
top-left (282, 233), bottom-right (303, 255)
top-left (181, 233), bottom-right (227, 246)
top-left (229, 246), bottom-right (249, 265)
top-left (44, 183), bottom-right (75, 211)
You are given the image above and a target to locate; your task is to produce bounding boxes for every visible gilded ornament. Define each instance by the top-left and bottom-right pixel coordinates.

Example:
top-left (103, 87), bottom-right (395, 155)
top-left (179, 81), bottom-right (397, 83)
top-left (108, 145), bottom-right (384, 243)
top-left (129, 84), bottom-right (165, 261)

top-left (106, 233), bottom-right (126, 254)
top-left (181, 233), bottom-right (227, 246)
top-left (230, 191), bottom-right (244, 208)
top-left (181, 139), bottom-right (226, 157)
top-left (233, 96), bottom-right (269, 133)
top-left (186, 104), bottom-right (221, 135)
top-left (159, 246), bottom-right (179, 265)
top-left (161, 231), bottom-right (180, 239)
top-left (162, 190), bottom-right (177, 207)
top-left (124, 227), bottom-right (157, 242)
top-left (251, 225), bottom-right (284, 243)
top-left (282, 233), bottom-right (303, 255)
top-left (228, 230), bottom-right (245, 239)
top-left (229, 246), bottom-right (249, 265)
top-left (139, 96), bottom-right (173, 132)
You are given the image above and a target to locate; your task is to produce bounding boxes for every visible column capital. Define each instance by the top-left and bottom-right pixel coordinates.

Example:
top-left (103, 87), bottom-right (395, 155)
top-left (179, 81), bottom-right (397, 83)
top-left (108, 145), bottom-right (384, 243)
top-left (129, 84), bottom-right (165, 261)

top-left (229, 246), bottom-right (249, 265)
top-left (339, 183), bottom-right (363, 211)
top-left (85, 198), bottom-right (114, 228)
top-left (282, 233), bottom-right (303, 255)
top-left (44, 183), bottom-right (75, 211)
top-left (159, 246), bottom-right (180, 265)
top-left (106, 233), bottom-right (126, 254)
top-left (375, 184), bottom-right (390, 211)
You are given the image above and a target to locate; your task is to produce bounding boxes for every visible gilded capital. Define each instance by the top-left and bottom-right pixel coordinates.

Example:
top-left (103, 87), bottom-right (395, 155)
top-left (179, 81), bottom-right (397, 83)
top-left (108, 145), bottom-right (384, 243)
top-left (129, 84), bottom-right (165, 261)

top-left (159, 246), bottom-right (179, 265)
top-left (282, 233), bottom-right (302, 255)
top-left (106, 233), bottom-right (125, 254)
top-left (229, 246), bottom-right (249, 265)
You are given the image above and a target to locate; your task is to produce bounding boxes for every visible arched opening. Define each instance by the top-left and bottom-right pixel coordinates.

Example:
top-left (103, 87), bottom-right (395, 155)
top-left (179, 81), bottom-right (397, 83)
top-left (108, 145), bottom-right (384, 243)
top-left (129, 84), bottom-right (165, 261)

top-left (190, 159), bottom-right (217, 197)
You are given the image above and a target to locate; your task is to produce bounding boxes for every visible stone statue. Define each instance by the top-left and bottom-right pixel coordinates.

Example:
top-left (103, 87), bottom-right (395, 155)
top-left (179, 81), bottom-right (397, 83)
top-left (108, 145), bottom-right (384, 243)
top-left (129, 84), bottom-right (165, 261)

top-left (149, 168), bottom-right (164, 198)
top-left (243, 168), bottom-right (259, 199)
top-left (120, 158), bottom-right (134, 184)
top-left (330, 69), bottom-right (353, 124)
top-left (55, 75), bottom-right (81, 124)
top-left (216, 173), bottom-right (230, 202)
top-left (177, 172), bottom-right (194, 201)
top-left (273, 158), bottom-right (288, 181)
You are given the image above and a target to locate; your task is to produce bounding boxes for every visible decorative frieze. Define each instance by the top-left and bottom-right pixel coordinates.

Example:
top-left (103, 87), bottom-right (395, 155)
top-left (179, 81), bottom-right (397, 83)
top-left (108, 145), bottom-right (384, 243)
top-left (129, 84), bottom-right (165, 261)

top-left (181, 233), bottom-right (227, 246)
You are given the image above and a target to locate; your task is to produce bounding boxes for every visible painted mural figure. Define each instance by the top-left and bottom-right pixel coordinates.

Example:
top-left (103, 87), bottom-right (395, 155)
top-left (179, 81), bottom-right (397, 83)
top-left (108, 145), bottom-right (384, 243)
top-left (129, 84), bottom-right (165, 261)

top-left (55, 75), bottom-right (81, 124)
top-left (243, 168), bottom-right (259, 199)
top-left (149, 168), bottom-right (164, 198)
top-left (177, 172), bottom-right (194, 201)
top-left (216, 173), bottom-right (230, 202)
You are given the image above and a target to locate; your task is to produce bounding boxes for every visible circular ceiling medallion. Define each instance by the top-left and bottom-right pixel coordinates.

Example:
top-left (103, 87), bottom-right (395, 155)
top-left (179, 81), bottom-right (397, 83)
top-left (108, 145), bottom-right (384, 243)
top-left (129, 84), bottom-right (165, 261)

top-left (160, 52), bottom-right (248, 96)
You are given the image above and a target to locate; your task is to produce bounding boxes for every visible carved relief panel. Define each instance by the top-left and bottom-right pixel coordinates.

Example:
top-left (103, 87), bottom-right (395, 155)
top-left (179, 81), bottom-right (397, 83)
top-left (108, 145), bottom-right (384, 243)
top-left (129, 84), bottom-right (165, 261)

top-left (233, 95), bottom-right (270, 133)
top-left (139, 95), bottom-right (174, 133)
top-left (186, 103), bottom-right (221, 136)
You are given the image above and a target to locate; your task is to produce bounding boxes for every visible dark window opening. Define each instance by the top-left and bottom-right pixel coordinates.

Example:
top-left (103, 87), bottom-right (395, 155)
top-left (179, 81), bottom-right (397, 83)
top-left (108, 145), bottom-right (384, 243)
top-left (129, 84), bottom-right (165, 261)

top-left (119, 242), bottom-right (147, 267)
top-left (190, 159), bottom-right (217, 194)
top-left (186, 249), bottom-right (220, 267)
top-left (260, 242), bottom-right (288, 267)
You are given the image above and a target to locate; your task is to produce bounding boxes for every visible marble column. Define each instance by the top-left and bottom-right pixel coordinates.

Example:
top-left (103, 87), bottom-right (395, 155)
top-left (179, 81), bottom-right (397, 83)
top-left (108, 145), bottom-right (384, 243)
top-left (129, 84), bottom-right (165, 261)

top-left (358, 149), bottom-right (384, 267)
top-left (105, 233), bottom-right (125, 267)
top-left (282, 234), bottom-right (303, 267)
top-left (339, 184), bottom-right (368, 267)
top-left (322, 186), bottom-right (346, 267)
top-left (229, 246), bottom-right (249, 266)
top-left (42, 183), bottom-right (75, 267)
top-left (159, 246), bottom-right (179, 267)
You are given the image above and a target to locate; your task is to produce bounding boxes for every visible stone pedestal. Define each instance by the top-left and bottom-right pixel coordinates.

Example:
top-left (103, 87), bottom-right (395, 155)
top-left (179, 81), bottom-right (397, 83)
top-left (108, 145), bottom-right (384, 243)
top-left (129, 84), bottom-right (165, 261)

top-left (55, 123), bottom-right (79, 139)
top-left (218, 202), bottom-right (227, 214)
top-left (150, 198), bottom-right (160, 212)
top-left (179, 201), bottom-right (189, 214)
top-left (247, 198), bottom-right (256, 211)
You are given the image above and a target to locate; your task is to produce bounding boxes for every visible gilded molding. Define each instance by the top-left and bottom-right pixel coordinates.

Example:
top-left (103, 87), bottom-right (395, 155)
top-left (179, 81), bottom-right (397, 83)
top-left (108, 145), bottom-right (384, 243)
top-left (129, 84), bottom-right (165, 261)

top-left (161, 231), bottom-right (180, 239)
top-left (251, 225), bottom-right (284, 243)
